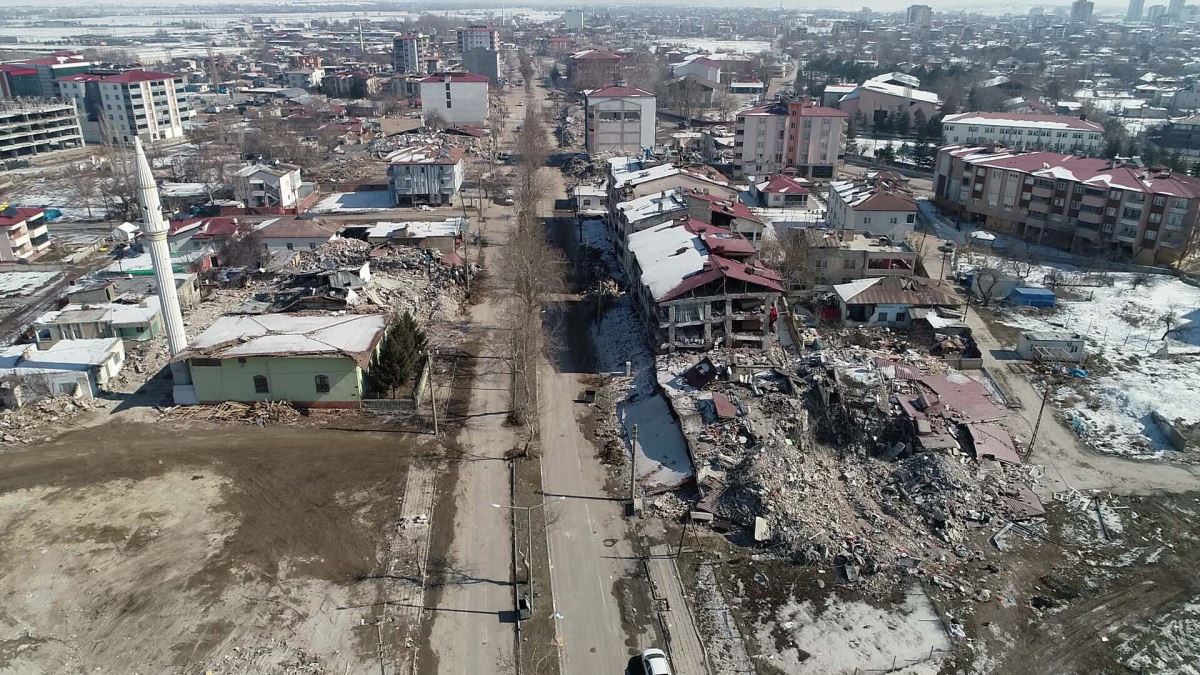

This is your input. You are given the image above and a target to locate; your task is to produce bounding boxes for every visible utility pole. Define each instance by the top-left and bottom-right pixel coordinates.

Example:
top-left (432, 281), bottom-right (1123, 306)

top-left (428, 349), bottom-right (439, 436)
top-left (629, 423), bottom-right (639, 508)
top-left (1026, 378), bottom-right (1053, 456)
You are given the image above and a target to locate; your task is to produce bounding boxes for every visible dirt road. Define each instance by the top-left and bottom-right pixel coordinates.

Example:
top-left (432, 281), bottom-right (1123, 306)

top-left (0, 421), bottom-right (419, 674)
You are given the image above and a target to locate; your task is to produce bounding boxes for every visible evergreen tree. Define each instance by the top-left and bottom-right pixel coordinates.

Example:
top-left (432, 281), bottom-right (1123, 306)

top-left (966, 87), bottom-right (980, 111)
top-left (1190, 161), bottom-right (1200, 178)
top-left (895, 109), bottom-right (911, 136)
top-left (368, 312), bottom-right (428, 397)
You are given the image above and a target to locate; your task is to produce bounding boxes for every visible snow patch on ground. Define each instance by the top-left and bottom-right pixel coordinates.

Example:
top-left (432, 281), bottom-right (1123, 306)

top-left (756, 587), bottom-right (951, 674)
top-left (0, 272), bottom-right (60, 298)
top-left (977, 263), bottom-right (1200, 457)
top-left (310, 191), bottom-right (395, 213)
top-left (1117, 598), bottom-right (1200, 675)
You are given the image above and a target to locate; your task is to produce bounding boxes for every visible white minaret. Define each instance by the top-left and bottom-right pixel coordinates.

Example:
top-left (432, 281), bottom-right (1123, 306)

top-left (133, 137), bottom-right (188, 356)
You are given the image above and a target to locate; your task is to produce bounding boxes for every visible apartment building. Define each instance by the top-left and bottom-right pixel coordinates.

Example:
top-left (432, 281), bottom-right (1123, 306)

top-left (456, 25), bottom-right (500, 53)
top-left (18, 52), bottom-right (94, 98)
top-left (418, 72), bottom-right (489, 126)
top-left (733, 99), bottom-right (848, 179)
top-left (393, 33), bottom-right (430, 74)
top-left (233, 163), bottom-right (303, 209)
top-left (583, 85), bottom-right (656, 154)
top-left (1150, 114), bottom-right (1200, 159)
top-left (794, 229), bottom-right (917, 289)
top-left (56, 70), bottom-right (183, 144)
top-left (0, 207), bottom-right (50, 262)
top-left (906, 4), bottom-right (933, 26)
top-left (836, 72), bottom-right (940, 125)
top-left (385, 144), bottom-right (465, 206)
top-left (0, 100), bottom-right (84, 162)
top-left (942, 112), bottom-right (1105, 155)
top-left (935, 145), bottom-right (1200, 264)
top-left (567, 50), bottom-right (624, 91)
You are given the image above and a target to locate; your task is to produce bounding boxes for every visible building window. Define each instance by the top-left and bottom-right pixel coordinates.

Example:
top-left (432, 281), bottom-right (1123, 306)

top-left (253, 375), bottom-right (270, 393)
top-left (286, 242), bottom-right (294, 250)
top-left (1154, 195), bottom-right (1166, 206)
top-left (309, 242), bottom-right (318, 250)
top-left (315, 375), bottom-right (330, 393)
top-left (906, 214), bottom-right (916, 223)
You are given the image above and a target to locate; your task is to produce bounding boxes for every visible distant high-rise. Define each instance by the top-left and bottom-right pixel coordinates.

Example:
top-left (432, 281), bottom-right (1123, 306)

top-left (1127, 0), bottom-right (1146, 19)
top-left (1167, 0), bottom-right (1185, 19)
top-left (563, 9), bottom-right (585, 30)
top-left (393, 33), bottom-right (428, 74)
top-left (1029, 6), bottom-right (1045, 16)
top-left (1147, 3), bottom-right (1168, 21)
top-left (1070, 0), bottom-right (1095, 22)
top-left (456, 25), bottom-right (499, 54)
top-left (906, 4), bottom-right (933, 27)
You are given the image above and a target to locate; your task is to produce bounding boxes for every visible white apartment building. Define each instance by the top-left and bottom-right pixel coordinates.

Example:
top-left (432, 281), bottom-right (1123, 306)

top-left (456, 25), bottom-right (499, 53)
top-left (57, 70), bottom-right (184, 145)
top-left (734, 100), bottom-right (848, 179)
top-left (393, 33), bottom-right (429, 74)
top-left (584, 85), bottom-right (656, 154)
top-left (386, 144), bottom-right (465, 206)
top-left (233, 163), bottom-right (303, 209)
top-left (0, 100), bottom-right (84, 162)
top-left (827, 177), bottom-right (919, 240)
top-left (418, 72), bottom-right (489, 126)
top-left (942, 112), bottom-right (1105, 155)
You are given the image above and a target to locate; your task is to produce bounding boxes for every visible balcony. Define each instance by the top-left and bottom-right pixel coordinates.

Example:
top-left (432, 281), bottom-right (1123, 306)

top-left (1031, 186), bottom-right (1054, 198)
top-left (1077, 210), bottom-right (1103, 225)
top-left (1081, 194), bottom-right (1107, 208)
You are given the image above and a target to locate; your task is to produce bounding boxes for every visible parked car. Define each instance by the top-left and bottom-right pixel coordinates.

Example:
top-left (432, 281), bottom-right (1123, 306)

top-left (640, 648), bottom-right (672, 675)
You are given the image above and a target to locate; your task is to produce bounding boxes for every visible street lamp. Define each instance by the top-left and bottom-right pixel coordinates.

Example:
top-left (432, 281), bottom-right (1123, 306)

top-left (492, 496), bottom-right (565, 614)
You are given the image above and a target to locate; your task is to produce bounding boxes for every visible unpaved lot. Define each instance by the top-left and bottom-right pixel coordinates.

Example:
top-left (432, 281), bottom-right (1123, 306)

top-left (0, 420), bottom-right (427, 674)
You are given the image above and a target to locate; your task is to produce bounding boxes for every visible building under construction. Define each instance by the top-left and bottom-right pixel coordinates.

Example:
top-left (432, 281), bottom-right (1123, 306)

top-left (0, 99), bottom-right (84, 162)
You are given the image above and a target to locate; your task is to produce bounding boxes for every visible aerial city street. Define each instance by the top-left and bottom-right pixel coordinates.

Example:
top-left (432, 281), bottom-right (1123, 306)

top-left (1, 0), bottom-right (1200, 673)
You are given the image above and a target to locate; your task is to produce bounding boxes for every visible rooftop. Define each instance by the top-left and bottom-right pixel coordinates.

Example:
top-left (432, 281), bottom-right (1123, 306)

top-left (36, 302), bottom-right (160, 327)
top-left (181, 314), bottom-right (386, 368)
top-left (834, 276), bottom-right (960, 306)
top-left (253, 217), bottom-right (342, 240)
top-left (385, 144), bottom-right (465, 165)
top-left (586, 85), bottom-right (655, 98)
top-left (616, 188), bottom-right (689, 224)
top-left (943, 112), bottom-right (1103, 132)
top-left (829, 180), bottom-right (918, 212)
top-left (418, 71), bottom-right (489, 84)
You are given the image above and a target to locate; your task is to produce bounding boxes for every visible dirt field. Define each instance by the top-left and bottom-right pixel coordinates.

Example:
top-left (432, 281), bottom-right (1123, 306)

top-left (0, 419), bottom-right (431, 674)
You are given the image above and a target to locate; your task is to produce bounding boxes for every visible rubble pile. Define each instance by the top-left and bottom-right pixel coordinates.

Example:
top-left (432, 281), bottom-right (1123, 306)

top-left (163, 400), bottom-right (303, 426)
top-left (656, 329), bottom-right (1044, 595)
top-left (0, 396), bottom-right (97, 446)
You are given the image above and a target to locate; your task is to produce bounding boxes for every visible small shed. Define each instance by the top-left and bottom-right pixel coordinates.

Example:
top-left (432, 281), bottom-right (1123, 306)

top-left (1016, 330), bottom-right (1086, 363)
top-left (1009, 287), bottom-right (1056, 308)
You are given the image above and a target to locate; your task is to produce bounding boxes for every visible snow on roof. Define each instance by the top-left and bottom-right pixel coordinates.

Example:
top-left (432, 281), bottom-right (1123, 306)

top-left (755, 174), bottom-right (811, 195)
top-left (37, 302), bottom-right (160, 327)
top-left (418, 71), bottom-right (489, 84)
top-left (829, 180), bottom-right (917, 212)
top-left (857, 79), bottom-right (940, 105)
top-left (616, 188), bottom-right (689, 224)
top-left (365, 218), bottom-right (464, 240)
top-left (253, 217), bottom-right (341, 239)
top-left (18, 338), bottom-right (121, 368)
top-left (586, 85), bottom-right (655, 98)
top-left (183, 314), bottom-right (387, 368)
top-left (626, 220), bottom-right (708, 300)
top-left (234, 162), bottom-right (301, 177)
top-left (834, 277), bottom-right (882, 303)
top-left (943, 112), bottom-right (1103, 132)
top-left (159, 182), bottom-right (210, 198)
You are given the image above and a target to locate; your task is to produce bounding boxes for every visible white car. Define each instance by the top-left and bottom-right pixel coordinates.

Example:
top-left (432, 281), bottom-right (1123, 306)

top-left (641, 648), bottom-right (672, 675)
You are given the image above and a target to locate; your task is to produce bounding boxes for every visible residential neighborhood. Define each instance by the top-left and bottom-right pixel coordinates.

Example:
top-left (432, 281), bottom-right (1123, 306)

top-left (1, 2), bottom-right (1200, 675)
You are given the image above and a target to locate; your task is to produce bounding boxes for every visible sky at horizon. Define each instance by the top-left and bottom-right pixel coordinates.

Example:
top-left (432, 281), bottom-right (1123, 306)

top-left (3, 0), bottom-right (1147, 14)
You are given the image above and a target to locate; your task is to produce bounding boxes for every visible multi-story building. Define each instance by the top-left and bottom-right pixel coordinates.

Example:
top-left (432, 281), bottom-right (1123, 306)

top-left (321, 71), bottom-right (381, 98)
top-left (56, 70), bottom-right (183, 145)
top-left (835, 72), bottom-right (940, 126)
top-left (461, 48), bottom-right (500, 84)
top-left (393, 33), bottom-right (429, 74)
top-left (827, 176), bottom-right (919, 240)
top-left (1127, 0), bottom-right (1146, 20)
top-left (563, 9), bottom-right (585, 30)
top-left (1150, 114), bottom-right (1200, 159)
top-left (418, 72), bottom-right (489, 126)
top-left (0, 65), bottom-right (41, 99)
top-left (793, 229), bottom-right (917, 289)
top-left (385, 144), bottom-right (465, 206)
top-left (733, 99), bottom-right (848, 179)
top-left (906, 4), bottom-right (933, 26)
top-left (233, 163), bottom-right (303, 209)
top-left (566, 50), bottom-right (624, 91)
top-left (18, 52), bottom-right (94, 98)
top-left (456, 25), bottom-right (499, 54)
top-left (0, 100), bottom-right (84, 162)
top-left (1147, 4), bottom-right (1168, 22)
top-left (284, 68), bottom-right (324, 89)
top-left (1070, 0), bottom-right (1095, 22)
top-left (0, 207), bottom-right (50, 262)
top-left (1167, 0), bottom-right (1186, 19)
top-left (942, 113), bottom-right (1105, 155)
top-left (583, 85), bottom-right (656, 154)
top-left (935, 145), bottom-right (1200, 264)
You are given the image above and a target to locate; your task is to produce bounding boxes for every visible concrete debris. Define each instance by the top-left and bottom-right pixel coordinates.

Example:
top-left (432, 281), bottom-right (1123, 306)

top-left (163, 400), bottom-right (302, 426)
top-left (0, 396), bottom-right (97, 446)
top-left (648, 326), bottom-right (1044, 596)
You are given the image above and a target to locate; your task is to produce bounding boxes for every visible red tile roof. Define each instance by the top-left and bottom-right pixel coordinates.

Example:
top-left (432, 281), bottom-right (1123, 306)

top-left (690, 192), bottom-right (765, 222)
top-left (0, 207), bottom-right (44, 227)
top-left (855, 191), bottom-right (918, 212)
top-left (945, 145), bottom-right (1200, 198)
top-left (758, 174), bottom-right (811, 195)
top-left (660, 254), bottom-right (783, 301)
top-left (0, 64), bottom-right (37, 77)
top-left (419, 71), bottom-right (489, 84)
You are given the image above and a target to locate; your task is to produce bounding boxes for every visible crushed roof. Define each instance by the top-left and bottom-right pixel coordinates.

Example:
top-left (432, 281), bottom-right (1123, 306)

top-left (385, 144), bottom-right (465, 164)
top-left (626, 219), bottom-right (782, 302)
top-left (834, 276), bottom-right (960, 306)
top-left (616, 188), bottom-right (689, 224)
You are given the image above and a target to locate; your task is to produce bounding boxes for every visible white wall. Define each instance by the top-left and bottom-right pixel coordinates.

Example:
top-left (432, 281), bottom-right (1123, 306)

top-left (419, 80), bottom-right (489, 126)
top-left (942, 122), bottom-right (1103, 155)
top-left (585, 95), bottom-right (656, 153)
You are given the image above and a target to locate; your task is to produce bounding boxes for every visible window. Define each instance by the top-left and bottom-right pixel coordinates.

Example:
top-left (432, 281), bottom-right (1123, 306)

top-left (862, 216), bottom-right (871, 224)
top-left (309, 242), bottom-right (318, 250)
top-left (286, 243), bottom-right (294, 250)
top-left (1056, 180), bottom-right (1067, 190)
top-left (877, 311), bottom-right (889, 322)
top-left (843, 259), bottom-right (856, 269)
top-left (906, 214), bottom-right (916, 224)
top-left (889, 216), bottom-right (898, 224)
top-left (1073, 184), bottom-right (1084, 194)
top-left (253, 375), bottom-right (270, 393)
top-left (315, 375), bottom-right (330, 393)
top-left (1145, 229), bottom-right (1158, 241)
top-left (895, 312), bottom-right (907, 323)
top-left (1154, 195), bottom-right (1166, 206)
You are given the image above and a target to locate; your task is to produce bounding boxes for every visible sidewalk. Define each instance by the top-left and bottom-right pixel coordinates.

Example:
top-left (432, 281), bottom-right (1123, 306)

top-left (644, 544), bottom-right (711, 675)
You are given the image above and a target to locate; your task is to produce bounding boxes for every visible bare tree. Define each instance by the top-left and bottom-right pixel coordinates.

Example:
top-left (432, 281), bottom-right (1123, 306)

top-left (424, 109), bottom-right (447, 132)
top-left (73, 167), bottom-right (98, 220)
top-left (712, 89), bottom-right (740, 121)
top-left (1128, 270), bottom-right (1156, 290)
top-left (758, 228), bottom-right (815, 290)
top-left (1159, 306), bottom-right (1183, 340)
